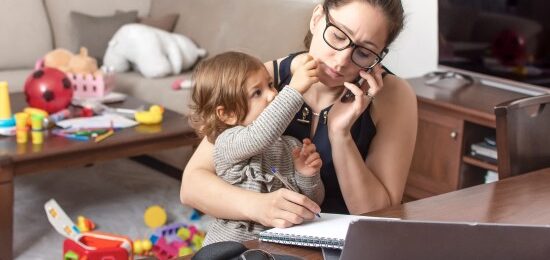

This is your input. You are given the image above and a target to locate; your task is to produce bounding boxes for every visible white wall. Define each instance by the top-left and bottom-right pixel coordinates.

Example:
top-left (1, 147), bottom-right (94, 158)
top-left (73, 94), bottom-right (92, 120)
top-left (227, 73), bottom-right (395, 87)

top-left (383, 0), bottom-right (438, 78)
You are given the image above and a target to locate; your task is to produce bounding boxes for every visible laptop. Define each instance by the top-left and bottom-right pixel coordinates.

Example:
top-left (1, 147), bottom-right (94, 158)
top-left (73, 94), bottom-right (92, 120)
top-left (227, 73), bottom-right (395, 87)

top-left (334, 218), bottom-right (550, 260)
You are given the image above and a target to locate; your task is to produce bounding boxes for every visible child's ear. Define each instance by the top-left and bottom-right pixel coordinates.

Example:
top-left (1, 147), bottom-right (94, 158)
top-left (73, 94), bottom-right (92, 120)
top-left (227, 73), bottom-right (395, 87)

top-left (216, 106), bottom-right (238, 125)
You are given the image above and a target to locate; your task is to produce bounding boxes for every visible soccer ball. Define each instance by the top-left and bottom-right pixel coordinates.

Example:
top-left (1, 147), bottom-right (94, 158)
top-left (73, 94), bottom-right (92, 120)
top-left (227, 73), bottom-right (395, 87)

top-left (24, 67), bottom-right (73, 113)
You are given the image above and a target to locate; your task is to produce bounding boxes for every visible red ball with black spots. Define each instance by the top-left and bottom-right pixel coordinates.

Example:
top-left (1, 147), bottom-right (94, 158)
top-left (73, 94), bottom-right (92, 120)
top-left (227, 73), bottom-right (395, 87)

top-left (24, 67), bottom-right (73, 113)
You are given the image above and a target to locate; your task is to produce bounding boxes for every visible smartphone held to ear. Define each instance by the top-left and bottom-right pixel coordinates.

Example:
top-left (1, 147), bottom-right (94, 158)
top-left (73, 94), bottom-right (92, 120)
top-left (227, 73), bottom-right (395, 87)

top-left (340, 69), bottom-right (370, 103)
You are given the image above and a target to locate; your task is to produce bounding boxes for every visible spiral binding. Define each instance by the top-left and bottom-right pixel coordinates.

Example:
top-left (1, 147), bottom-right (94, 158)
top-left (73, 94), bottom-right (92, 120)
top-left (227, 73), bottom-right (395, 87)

top-left (259, 232), bottom-right (345, 249)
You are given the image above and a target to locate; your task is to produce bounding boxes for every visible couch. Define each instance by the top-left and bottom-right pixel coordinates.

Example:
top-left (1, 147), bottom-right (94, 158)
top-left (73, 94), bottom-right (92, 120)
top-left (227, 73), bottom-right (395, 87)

top-left (1, 0), bottom-right (319, 167)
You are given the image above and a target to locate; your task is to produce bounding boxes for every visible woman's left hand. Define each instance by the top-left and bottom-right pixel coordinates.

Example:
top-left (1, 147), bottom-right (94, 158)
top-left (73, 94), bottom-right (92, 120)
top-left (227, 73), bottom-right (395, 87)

top-left (328, 65), bottom-right (384, 136)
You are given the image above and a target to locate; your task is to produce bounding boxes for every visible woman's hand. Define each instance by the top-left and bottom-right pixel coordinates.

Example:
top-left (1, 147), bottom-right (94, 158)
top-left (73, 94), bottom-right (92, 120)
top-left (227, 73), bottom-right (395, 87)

top-left (328, 65), bottom-right (385, 136)
top-left (293, 138), bottom-right (322, 177)
top-left (250, 188), bottom-right (321, 228)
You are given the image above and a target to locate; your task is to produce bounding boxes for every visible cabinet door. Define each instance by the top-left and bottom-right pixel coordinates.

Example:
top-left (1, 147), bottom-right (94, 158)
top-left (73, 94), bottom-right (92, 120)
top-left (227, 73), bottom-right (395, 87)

top-left (406, 107), bottom-right (464, 199)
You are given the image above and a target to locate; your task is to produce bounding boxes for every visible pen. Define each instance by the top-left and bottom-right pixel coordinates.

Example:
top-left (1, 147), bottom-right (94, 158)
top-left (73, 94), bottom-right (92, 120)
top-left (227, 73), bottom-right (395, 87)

top-left (270, 167), bottom-right (321, 218)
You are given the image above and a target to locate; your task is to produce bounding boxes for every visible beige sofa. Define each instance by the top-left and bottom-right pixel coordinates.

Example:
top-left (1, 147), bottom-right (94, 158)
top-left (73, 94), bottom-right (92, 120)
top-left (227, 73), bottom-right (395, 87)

top-left (1, 0), bottom-right (319, 167)
top-left (1, 0), bottom-right (318, 115)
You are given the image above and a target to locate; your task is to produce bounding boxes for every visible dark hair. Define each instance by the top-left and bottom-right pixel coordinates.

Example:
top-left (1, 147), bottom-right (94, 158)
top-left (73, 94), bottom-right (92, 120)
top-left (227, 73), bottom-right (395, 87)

top-left (189, 51), bottom-right (265, 143)
top-left (304, 0), bottom-right (405, 50)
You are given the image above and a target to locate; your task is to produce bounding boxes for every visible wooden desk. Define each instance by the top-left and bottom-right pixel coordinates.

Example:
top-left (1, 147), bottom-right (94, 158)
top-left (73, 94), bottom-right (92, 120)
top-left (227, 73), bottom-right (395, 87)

top-left (0, 93), bottom-right (199, 260)
top-left (236, 168), bottom-right (550, 259)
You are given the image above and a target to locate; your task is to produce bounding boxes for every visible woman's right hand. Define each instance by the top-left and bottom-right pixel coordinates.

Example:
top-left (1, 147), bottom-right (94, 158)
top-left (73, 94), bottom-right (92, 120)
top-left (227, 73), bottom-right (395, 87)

top-left (289, 55), bottom-right (318, 94)
top-left (250, 188), bottom-right (321, 228)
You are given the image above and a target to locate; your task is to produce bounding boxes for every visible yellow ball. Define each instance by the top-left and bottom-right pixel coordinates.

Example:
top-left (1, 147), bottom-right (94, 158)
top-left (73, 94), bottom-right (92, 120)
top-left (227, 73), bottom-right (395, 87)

top-left (133, 240), bottom-right (144, 254)
top-left (144, 205), bottom-right (167, 228)
top-left (179, 247), bottom-right (193, 257)
top-left (142, 239), bottom-right (153, 251)
top-left (177, 227), bottom-right (191, 240)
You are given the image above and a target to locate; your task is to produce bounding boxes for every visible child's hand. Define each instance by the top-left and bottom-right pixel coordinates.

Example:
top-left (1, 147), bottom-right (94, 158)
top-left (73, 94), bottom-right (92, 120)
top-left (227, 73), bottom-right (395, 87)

top-left (289, 55), bottom-right (318, 94)
top-left (293, 138), bottom-right (322, 177)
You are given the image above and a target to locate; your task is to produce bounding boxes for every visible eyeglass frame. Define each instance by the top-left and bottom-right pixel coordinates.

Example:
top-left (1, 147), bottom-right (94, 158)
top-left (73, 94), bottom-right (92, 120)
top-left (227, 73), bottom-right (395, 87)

top-left (322, 9), bottom-right (388, 70)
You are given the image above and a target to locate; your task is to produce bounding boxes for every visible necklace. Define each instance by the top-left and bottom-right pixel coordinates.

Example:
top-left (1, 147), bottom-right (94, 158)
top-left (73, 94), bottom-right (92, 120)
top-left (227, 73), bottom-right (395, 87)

top-left (312, 111), bottom-right (320, 117)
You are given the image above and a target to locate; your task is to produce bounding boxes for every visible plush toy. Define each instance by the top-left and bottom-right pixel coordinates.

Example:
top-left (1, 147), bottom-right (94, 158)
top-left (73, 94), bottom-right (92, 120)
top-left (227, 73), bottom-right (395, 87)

top-left (68, 48), bottom-right (99, 74)
top-left (44, 49), bottom-right (73, 73)
top-left (43, 47), bottom-right (100, 75)
top-left (103, 24), bottom-right (206, 78)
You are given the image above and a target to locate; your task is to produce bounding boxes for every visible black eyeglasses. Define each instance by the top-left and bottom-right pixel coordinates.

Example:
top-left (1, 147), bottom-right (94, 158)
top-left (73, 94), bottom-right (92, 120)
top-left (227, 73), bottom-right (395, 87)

top-left (323, 10), bottom-right (388, 69)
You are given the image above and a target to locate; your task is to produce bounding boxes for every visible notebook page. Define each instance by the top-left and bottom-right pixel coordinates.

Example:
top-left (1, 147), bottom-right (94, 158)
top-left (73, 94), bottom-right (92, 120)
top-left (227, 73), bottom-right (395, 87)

top-left (262, 213), bottom-right (388, 240)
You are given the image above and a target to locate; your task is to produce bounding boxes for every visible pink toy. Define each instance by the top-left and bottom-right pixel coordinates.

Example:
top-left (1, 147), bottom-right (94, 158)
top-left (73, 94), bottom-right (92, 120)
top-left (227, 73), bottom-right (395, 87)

top-left (36, 59), bottom-right (115, 99)
top-left (171, 77), bottom-right (194, 90)
top-left (67, 71), bottom-right (115, 99)
top-left (24, 68), bottom-right (73, 113)
top-left (152, 237), bottom-right (179, 260)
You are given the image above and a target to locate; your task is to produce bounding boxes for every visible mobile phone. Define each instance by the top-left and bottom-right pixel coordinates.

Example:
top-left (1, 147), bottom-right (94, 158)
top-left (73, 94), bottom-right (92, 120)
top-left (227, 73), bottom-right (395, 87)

top-left (340, 69), bottom-right (370, 103)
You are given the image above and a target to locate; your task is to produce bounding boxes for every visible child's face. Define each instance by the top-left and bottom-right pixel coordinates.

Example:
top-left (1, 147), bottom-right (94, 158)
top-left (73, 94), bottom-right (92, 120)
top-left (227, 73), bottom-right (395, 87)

top-left (241, 68), bottom-right (277, 126)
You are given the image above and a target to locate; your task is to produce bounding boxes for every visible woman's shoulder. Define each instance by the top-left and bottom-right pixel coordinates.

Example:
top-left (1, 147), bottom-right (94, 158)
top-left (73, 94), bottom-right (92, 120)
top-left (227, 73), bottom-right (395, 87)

top-left (263, 52), bottom-right (308, 77)
top-left (372, 74), bottom-right (417, 122)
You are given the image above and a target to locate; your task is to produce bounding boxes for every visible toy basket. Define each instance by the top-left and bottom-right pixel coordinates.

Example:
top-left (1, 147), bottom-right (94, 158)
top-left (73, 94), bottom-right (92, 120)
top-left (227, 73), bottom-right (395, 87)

top-left (35, 59), bottom-right (115, 99)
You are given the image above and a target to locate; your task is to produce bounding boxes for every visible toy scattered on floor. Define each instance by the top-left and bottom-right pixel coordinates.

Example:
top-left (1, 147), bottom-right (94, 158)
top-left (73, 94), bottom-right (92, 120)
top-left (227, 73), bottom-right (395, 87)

top-left (148, 222), bottom-right (205, 259)
top-left (77, 215), bottom-right (96, 232)
top-left (0, 81), bottom-right (16, 135)
top-left (134, 105), bottom-right (164, 125)
top-left (24, 68), bottom-right (73, 113)
top-left (45, 199), bottom-right (206, 259)
top-left (45, 199), bottom-right (133, 260)
top-left (189, 209), bottom-right (203, 221)
top-left (104, 24), bottom-right (206, 78)
top-left (144, 205), bottom-right (168, 229)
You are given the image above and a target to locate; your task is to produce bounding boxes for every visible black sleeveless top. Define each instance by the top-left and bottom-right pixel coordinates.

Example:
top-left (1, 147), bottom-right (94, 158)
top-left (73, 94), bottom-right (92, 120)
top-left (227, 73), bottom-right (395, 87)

top-left (273, 52), bottom-right (390, 214)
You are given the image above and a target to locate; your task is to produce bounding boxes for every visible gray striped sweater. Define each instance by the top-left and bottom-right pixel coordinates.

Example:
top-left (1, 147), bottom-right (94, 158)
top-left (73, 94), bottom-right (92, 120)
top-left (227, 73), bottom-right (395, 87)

top-left (203, 87), bottom-right (325, 245)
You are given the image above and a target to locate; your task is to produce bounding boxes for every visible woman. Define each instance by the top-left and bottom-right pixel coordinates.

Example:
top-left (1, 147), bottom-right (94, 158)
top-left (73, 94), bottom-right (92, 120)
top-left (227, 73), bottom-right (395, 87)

top-left (181, 0), bottom-right (417, 228)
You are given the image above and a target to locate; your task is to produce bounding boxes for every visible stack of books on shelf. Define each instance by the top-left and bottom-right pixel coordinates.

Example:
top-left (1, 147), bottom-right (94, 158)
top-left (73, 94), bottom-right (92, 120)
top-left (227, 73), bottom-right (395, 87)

top-left (470, 136), bottom-right (497, 164)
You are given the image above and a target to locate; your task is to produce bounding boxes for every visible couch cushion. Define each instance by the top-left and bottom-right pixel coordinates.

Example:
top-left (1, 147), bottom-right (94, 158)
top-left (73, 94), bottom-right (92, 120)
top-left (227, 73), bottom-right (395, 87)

top-left (150, 0), bottom-right (320, 62)
top-left (139, 13), bottom-right (180, 32)
top-left (0, 0), bottom-right (53, 70)
top-left (0, 69), bottom-right (34, 93)
top-left (115, 72), bottom-right (193, 115)
top-left (44, 0), bottom-right (151, 52)
top-left (71, 11), bottom-right (139, 64)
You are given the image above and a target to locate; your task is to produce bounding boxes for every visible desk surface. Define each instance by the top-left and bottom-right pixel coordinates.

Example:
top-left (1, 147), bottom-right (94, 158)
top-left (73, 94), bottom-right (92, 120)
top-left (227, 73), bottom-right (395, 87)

top-left (237, 168), bottom-right (550, 259)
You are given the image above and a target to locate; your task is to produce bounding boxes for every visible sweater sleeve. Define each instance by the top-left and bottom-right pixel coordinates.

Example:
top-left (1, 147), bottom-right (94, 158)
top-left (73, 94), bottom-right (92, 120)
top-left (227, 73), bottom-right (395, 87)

top-left (215, 87), bottom-right (303, 164)
top-left (295, 172), bottom-right (325, 205)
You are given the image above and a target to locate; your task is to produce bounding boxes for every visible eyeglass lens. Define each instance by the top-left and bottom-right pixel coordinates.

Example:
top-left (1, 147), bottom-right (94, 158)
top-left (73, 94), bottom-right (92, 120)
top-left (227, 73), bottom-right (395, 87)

top-left (323, 21), bottom-right (380, 69)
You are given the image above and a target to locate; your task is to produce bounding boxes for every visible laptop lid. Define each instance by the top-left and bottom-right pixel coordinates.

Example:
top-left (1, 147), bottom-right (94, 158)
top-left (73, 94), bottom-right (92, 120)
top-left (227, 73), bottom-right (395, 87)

top-left (340, 218), bottom-right (550, 260)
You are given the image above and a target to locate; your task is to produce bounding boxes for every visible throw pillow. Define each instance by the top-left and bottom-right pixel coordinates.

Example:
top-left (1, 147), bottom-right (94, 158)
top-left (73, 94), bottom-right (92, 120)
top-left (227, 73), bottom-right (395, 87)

top-left (138, 14), bottom-right (179, 32)
top-left (116, 11), bottom-right (179, 32)
top-left (70, 11), bottom-right (138, 65)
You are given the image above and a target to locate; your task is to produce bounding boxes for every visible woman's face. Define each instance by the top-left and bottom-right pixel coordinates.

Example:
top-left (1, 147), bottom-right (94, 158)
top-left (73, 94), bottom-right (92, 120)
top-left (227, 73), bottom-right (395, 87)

top-left (308, 1), bottom-right (389, 87)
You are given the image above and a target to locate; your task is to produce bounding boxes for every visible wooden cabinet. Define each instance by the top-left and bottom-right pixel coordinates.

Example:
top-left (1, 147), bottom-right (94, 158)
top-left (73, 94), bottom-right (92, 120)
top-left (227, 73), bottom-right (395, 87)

top-left (407, 107), bottom-right (463, 198)
top-left (405, 76), bottom-right (544, 199)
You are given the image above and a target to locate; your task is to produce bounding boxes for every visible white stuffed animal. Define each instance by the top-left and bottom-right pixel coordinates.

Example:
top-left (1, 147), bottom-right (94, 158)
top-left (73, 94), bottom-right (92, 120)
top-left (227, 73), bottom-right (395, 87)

top-left (103, 24), bottom-right (206, 78)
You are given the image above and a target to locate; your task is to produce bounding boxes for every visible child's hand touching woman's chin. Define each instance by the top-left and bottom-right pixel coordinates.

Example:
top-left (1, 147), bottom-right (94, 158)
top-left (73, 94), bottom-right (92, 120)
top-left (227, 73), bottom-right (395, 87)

top-left (292, 138), bottom-right (322, 177)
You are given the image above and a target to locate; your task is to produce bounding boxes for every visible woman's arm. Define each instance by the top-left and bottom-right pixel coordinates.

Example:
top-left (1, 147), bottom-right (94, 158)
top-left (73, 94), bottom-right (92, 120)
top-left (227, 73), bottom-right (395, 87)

top-left (328, 74), bottom-right (417, 214)
top-left (181, 59), bottom-right (322, 226)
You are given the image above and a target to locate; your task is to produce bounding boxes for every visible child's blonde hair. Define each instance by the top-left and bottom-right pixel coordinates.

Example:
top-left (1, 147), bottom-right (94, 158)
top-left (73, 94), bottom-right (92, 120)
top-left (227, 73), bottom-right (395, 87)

top-left (189, 51), bottom-right (265, 143)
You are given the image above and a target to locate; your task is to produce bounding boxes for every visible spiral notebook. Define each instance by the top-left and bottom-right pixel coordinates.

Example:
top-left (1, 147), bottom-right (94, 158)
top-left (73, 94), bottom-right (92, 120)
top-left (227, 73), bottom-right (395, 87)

top-left (259, 213), bottom-right (391, 249)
